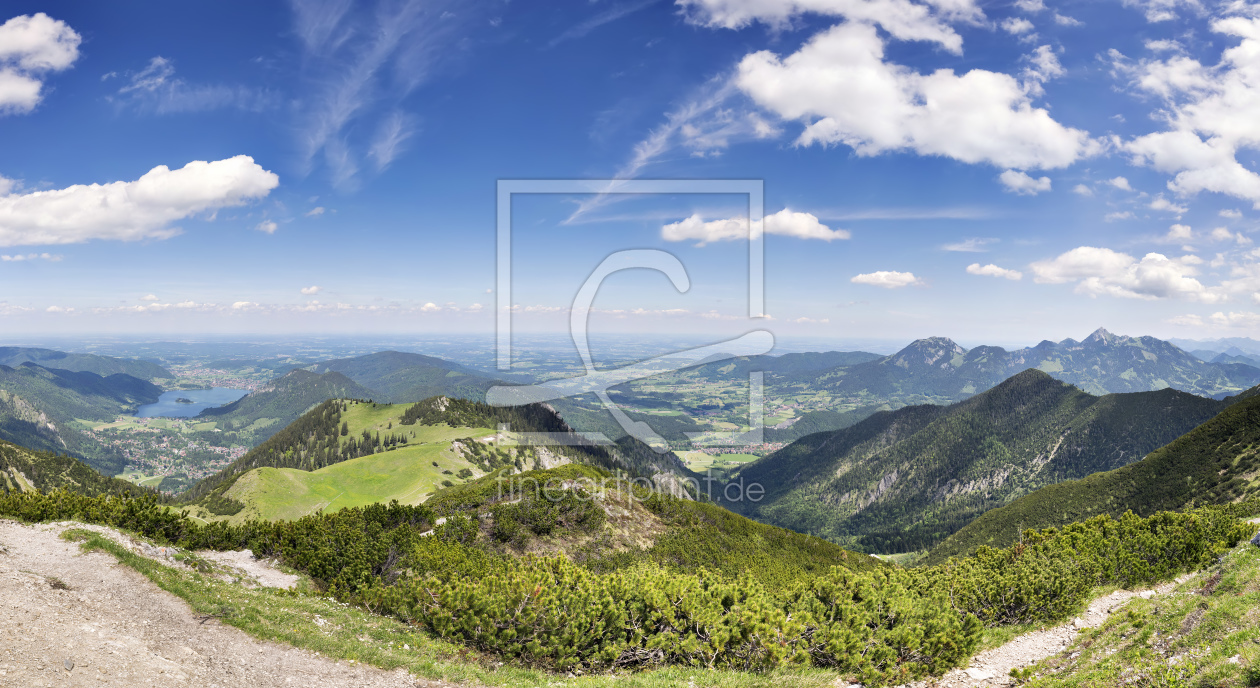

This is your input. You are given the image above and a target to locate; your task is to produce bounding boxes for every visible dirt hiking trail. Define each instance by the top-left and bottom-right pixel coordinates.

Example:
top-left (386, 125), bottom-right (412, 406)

top-left (0, 520), bottom-right (455, 688)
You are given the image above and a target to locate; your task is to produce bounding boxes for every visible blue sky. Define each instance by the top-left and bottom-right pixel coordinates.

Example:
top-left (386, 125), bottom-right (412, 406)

top-left (2, 0), bottom-right (1260, 347)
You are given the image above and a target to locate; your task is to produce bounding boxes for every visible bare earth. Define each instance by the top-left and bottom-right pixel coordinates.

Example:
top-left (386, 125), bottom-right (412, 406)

top-left (0, 520), bottom-right (441, 688)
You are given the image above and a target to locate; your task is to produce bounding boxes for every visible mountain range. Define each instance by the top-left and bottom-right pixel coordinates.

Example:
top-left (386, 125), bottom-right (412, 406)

top-left (729, 369), bottom-right (1235, 553)
top-left (0, 347), bottom-right (171, 381)
top-left (773, 329), bottom-right (1260, 407)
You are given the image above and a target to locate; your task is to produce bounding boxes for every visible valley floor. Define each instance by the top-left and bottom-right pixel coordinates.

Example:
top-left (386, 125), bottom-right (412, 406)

top-left (0, 520), bottom-right (446, 688)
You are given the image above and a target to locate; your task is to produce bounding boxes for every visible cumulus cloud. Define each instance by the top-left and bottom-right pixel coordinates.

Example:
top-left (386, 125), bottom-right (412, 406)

top-left (678, 0), bottom-right (983, 52)
top-left (1221, 208), bottom-right (1243, 218)
top-left (1120, 17), bottom-right (1260, 208)
top-left (1014, 0), bottom-right (1046, 11)
top-left (1030, 246), bottom-right (1222, 301)
top-left (1106, 211), bottom-right (1136, 221)
top-left (1121, 0), bottom-right (1203, 23)
top-left (0, 156), bottom-right (278, 247)
top-left (1210, 310), bottom-right (1260, 327)
top-left (1150, 196), bottom-right (1188, 215)
top-left (305, 206), bottom-right (326, 217)
top-left (1108, 176), bottom-right (1134, 191)
top-left (735, 22), bottom-right (1097, 171)
top-left (141, 294), bottom-right (159, 301)
top-left (1164, 223), bottom-right (1194, 241)
top-left (1211, 226), bottom-right (1251, 244)
top-left (851, 270), bottom-right (922, 288)
top-left (1073, 184), bottom-right (1094, 196)
top-left (1002, 17), bottom-right (1035, 35)
top-left (1, 252), bottom-right (59, 262)
top-left (661, 208), bottom-right (850, 246)
top-left (999, 169), bottom-right (1052, 195)
top-left (300, 285), bottom-right (321, 295)
top-left (966, 263), bottom-right (1023, 280)
top-left (0, 13), bottom-right (81, 115)
top-left (255, 220), bottom-right (278, 234)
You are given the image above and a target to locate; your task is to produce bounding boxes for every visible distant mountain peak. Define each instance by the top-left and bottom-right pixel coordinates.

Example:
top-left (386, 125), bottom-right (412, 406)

top-left (1084, 328), bottom-right (1121, 345)
top-left (890, 337), bottom-right (966, 369)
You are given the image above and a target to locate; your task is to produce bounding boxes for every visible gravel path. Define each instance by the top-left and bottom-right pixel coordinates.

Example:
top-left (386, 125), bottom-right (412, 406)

top-left (0, 519), bottom-right (446, 688)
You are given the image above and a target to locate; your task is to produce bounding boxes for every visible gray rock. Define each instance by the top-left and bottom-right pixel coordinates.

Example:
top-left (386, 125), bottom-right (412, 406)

top-left (64, 659), bottom-right (74, 671)
top-left (1251, 530), bottom-right (1260, 547)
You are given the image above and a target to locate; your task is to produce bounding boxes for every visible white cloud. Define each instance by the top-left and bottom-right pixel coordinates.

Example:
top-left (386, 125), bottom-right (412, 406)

top-left (1210, 226), bottom-right (1251, 244)
top-left (420, 302), bottom-right (441, 312)
top-left (735, 22), bottom-right (1097, 170)
top-left (1053, 13), bottom-right (1082, 26)
top-left (1015, 0), bottom-right (1046, 11)
top-left (1002, 17), bottom-right (1035, 35)
top-left (999, 169), bottom-right (1052, 195)
top-left (1146, 39), bottom-right (1183, 53)
top-left (966, 263), bottom-right (1023, 280)
top-left (1022, 45), bottom-right (1063, 93)
top-left (300, 285), bottom-right (321, 295)
top-left (0, 13), bottom-right (80, 115)
top-left (851, 270), bottom-right (922, 288)
top-left (141, 294), bottom-right (159, 301)
top-left (44, 305), bottom-right (73, 313)
top-left (1168, 313), bottom-right (1205, 326)
top-left (1030, 246), bottom-right (1222, 301)
top-left (1121, 18), bottom-right (1260, 207)
top-left (941, 237), bottom-right (996, 252)
top-left (467, 303), bottom-right (484, 312)
top-left (1108, 176), bottom-right (1134, 191)
top-left (661, 208), bottom-right (850, 246)
top-left (113, 56), bottom-right (272, 114)
top-left (255, 220), bottom-right (278, 234)
top-left (678, 0), bottom-right (982, 52)
top-left (1121, 0), bottom-right (1203, 23)
top-left (1106, 211), bottom-right (1136, 221)
top-left (0, 156), bottom-right (278, 247)
top-left (1, 252), bottom-right (59, 262)
top-left (1210, 310), bottom-right (1260, 327)
top-left (305, 206), bottom-right (326, 217)
top-left (1221, 208), bottom-right (1243, 218)
top-left (1164, 223), bottom-right (1193, 241)
top-left (1072, 184), bottom-right (1094, 196)
top-left (1150, 196), bottom-right (1188, 214)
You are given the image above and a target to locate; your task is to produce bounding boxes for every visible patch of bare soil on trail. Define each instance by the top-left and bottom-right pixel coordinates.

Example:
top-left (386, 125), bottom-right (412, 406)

top-left (890, 574), bottom-right (1194, 688)
top-left (0, 520), bottom-right (448, 688)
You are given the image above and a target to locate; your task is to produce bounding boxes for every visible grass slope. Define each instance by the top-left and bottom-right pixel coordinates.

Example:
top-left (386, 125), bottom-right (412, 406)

top-left (222, 426), bottom-right (492, 522)
top-left (927, 393), bottom-right (1260, 564)
top-left (735, 369), bottom-right (1228, 553)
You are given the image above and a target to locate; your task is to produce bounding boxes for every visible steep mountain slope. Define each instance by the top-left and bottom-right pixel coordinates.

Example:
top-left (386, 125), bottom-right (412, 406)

top-left (733, 370), bottom-right (1229, 553)
top-left (0, 437), bottom-right (147, 496)
top-left (0, 363), bottom-right (163, 474)
top-left (308, 350), bottom-right (500, 403)
top-left (781, 329), bottom-right (1260, 406)
top-left (926, 391), bottom-right (1260, 564)
top-left (195, 369), bottom-right (377, 444)
top-left (0, 347), bottom-right (172, 382)
top-left (684, 350), bottom-right (883, 381)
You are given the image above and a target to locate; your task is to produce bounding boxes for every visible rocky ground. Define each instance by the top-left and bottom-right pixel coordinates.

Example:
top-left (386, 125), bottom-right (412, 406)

top-left (0, 519), bottom-right (445, 688)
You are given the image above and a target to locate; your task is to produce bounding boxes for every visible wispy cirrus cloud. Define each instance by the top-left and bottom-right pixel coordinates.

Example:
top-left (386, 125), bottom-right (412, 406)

top-left (547, 0), bottom-right (660, 48)
top-left (289, 0), bottom-right (479, 189)
top-left (109, 56), bottom-right (275, 114)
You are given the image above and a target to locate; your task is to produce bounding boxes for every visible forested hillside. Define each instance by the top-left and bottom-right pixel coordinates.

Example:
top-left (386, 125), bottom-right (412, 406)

top-left (195, 369), bottom-right (376, 444)
top-left (0, 437), bottom-right (149, 497)
top-left (733, 369), bottom-right (1230, 553)
top-left (0, 346), bottom-right (172, 382)
top-left (0, 363), bottom-right (162, 474)
top-left (308, 350), bottom-right (500, 402)
top-left (927, 391), bottom-right (1260, 563)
